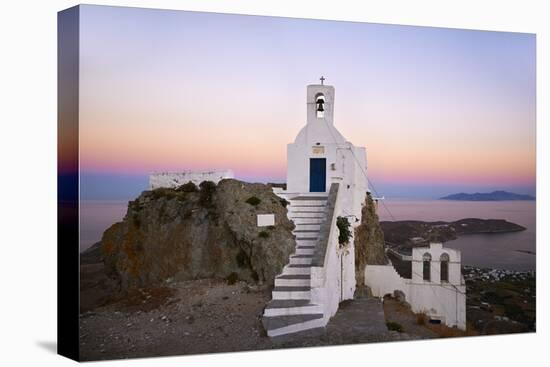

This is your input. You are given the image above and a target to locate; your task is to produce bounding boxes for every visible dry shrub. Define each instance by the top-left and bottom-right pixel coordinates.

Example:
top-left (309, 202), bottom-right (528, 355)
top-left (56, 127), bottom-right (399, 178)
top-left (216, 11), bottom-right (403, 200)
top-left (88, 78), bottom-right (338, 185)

top-left (416, 312), bottom-right (428, 325)
top-left (426, 322), bottom-right (478, 338)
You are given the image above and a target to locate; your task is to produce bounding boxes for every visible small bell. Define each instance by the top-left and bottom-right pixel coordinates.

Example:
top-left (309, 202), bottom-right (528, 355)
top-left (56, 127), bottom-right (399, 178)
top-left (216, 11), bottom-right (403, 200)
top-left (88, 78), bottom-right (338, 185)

top-left (316, 99), bottom-right (325, 112)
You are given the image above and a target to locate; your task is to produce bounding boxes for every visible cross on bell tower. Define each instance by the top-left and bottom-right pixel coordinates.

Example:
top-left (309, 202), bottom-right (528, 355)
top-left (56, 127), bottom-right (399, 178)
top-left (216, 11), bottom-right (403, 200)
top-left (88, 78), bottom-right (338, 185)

top-left (320, 76), bottom-right (325, 85)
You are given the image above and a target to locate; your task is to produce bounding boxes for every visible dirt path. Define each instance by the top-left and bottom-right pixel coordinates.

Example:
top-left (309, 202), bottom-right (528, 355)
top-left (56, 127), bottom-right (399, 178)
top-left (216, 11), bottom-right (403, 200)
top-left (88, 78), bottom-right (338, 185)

top-left (80, 281), bottom-right (433, 361)
top-left (80, 279), bottom-right (274, 360)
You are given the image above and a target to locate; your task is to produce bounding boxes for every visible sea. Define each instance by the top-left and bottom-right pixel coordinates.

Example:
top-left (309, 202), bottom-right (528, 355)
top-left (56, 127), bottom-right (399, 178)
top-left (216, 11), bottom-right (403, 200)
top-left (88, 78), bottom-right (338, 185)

top-left (80, 199), bottom-right (536, 271)
top-left (378, 200), bottom-right (536, 271)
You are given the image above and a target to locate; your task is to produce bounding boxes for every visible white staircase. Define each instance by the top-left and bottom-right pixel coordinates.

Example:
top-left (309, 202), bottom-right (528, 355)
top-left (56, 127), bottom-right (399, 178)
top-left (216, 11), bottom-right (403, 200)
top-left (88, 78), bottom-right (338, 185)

top-left (262, 195), bottom-right (328, 337)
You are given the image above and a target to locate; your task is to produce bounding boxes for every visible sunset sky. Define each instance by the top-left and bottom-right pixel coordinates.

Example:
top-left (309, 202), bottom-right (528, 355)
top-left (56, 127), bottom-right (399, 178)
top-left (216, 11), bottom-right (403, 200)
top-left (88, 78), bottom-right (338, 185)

top-left (78, 5), bottom-right (536, 200)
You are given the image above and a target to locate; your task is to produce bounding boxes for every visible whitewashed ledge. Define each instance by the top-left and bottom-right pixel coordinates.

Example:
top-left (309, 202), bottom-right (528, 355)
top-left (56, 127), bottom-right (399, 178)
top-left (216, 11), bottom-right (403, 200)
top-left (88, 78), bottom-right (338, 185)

top-left (149, 170), bottom-right (234, 189)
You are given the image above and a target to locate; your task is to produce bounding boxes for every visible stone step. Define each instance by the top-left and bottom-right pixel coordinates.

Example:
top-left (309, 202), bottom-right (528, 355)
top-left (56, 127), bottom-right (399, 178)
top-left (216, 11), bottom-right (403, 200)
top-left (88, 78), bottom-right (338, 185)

top-left (295, 238), bottom-right (319, 243)
top-left (272, 286), bottom-right (311, 300)
top-left (288, 205), bottom-right (326, 213)
top-left (289, 196), bottom-right (328, 200)
top-left (295, 247), bottom-right (315, 255)
top-left (290, 200), bottom-right (326, 206)
top-left (294, 237), bottom-right (319, 242)
top-left (289, 255), bottom-right (313, 265)
top-left (282, 264), bottom-right (311, 275)
top-left (291, 217), bottom-right (325, 225)
top-left (295, 236), bottom-right (318, 242)
top-left (261, 191), bottom-right (331, 338)
top-left (289, 197), bottom-right (327, 204)
top-left (275, 274), bottom-right (310, 287)
top-left (263, 314), bottom-right (325, 337)
top-left (289, 214), bottom-right (326, 221)
top-left (294, 223), bottom-right (321, 231)
top-left (296, 239), bottom-right (317, 247)
top-left (293, 230), bottom-right (320, 237)
top-left (288, 209), bottom-right (326, 215)
top-left (263, 300), bottom-right (322, 317)
top-left (296, 244), bottom-right (316, 249)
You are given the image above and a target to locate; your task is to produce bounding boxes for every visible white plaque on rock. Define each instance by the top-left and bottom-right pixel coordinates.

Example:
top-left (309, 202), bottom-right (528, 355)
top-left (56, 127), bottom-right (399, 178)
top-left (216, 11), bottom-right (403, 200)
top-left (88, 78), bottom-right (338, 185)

top-left (257, 214), bottom-right (275, 227)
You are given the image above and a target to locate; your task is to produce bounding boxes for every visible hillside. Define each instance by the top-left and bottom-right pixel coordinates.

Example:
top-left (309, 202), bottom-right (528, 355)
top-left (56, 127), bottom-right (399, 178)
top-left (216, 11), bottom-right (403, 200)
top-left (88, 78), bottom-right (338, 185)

top-left (381, 218), bottom-right (526, 246)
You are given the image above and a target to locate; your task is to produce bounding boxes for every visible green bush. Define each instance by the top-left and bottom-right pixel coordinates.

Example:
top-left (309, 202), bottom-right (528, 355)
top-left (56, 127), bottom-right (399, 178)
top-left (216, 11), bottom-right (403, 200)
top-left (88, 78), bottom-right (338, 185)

top-left (176, 181), bottom-right (198, 192)
top-left (258, 231), bottom-right (269, 239)
top-left (504, 303), bottom-right (525, 321)
top-left (337, 216), bottom-right (352, 246)
top-left (250, 270), bottom-right (259, 282)
top-left (246, 196), bottom-right (261, 206)
top-left (280, 198), bottom-right (289, 208)
top-left (199, 181), bottom-right (216, 207)
top-left (226, 272), bottom-right (239, 285)
top-left (236, 250), bottom-right (249, 268)
top-left (483, 291), bottom-right (504, 305)
top-left (150, 188), bottom-right (178, 200)
top-left (132, 213), bottom-right (141, 228)
top-left (129, 199), bottom-right (142, 211)
top-left (386, 321), bottom-right (403, 332)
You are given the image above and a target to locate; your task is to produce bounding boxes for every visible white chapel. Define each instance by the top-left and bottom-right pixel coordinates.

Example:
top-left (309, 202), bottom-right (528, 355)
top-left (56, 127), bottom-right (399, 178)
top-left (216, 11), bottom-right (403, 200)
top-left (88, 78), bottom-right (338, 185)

top-left (149, 79), bottom-right (466, 337)
top-left (285, 79), bottom-right (368, 221)
top-left (263, 79), bottom-right (370, 337)
top-left (263, 79), bottom-right (466, 337)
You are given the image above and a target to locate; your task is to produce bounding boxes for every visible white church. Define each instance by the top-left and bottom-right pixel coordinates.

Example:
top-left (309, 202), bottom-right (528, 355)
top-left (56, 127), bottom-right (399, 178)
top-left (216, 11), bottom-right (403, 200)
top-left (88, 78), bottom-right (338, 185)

top-left (150, 79), bottom-right (466, 337)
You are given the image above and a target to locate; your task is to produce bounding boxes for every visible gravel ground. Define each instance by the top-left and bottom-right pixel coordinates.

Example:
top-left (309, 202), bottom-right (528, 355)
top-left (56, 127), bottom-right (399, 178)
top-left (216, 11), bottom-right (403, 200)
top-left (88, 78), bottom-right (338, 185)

top-left (80, 279), bottom-right (419, 361)
top-left (80, 279), bottom-right (275, 360)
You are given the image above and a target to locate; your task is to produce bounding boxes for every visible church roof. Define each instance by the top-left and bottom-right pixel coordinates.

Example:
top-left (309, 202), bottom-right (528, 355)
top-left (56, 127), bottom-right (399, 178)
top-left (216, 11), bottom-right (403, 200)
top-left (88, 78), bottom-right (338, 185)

top-left (293, 120), bottom-right (347, 145)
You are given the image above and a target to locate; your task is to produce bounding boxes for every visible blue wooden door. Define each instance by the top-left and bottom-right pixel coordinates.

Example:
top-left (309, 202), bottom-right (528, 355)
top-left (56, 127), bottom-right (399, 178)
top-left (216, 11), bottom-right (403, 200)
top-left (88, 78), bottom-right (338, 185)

top-left (309, 158), bottom-right (326, 192)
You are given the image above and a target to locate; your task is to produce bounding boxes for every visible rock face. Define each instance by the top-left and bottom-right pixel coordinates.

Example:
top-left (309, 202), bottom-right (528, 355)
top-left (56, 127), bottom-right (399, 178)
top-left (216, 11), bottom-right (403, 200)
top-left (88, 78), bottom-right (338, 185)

top-left (101, 179), bottom-right (296, 291)
top-left (354, 193), bottom-right (388, 285)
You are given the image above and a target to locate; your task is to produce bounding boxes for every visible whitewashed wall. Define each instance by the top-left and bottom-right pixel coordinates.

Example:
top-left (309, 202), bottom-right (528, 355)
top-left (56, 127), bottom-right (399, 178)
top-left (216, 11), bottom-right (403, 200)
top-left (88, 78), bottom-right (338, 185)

top-left (411, 242), bottom-right (462, 285)
top-left (365, 264), bottom-right (410, 300)
top-left (149, 170), bottom-right (234, 189)
top-left (309, 184), bottom-right (354, 323)
top-left (365, 243), bottom-right (466, 330)
top-left (340, 218), bottom-right (359, 301)
top-left (408, 282), bottom-right (466, 328)
top-left (341, 244), bottom-right (357, 301)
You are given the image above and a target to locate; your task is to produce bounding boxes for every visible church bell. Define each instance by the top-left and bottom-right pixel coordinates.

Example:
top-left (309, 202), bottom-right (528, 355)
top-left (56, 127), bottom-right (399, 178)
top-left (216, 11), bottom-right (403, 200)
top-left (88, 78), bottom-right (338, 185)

top-left (316, 99), bottom-right (325, 112)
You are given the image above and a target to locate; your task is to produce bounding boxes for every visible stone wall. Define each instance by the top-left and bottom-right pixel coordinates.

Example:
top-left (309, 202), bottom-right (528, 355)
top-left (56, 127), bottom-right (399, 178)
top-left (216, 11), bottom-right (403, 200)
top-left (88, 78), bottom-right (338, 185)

top-left (365, 243), bottom-right (466, 330)
top-left (149, 170), bottom-right (233, 189)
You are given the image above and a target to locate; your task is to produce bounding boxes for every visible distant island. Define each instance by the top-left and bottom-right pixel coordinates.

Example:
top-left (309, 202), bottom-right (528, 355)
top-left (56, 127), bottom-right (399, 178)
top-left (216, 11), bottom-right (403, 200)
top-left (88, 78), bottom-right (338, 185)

top-left (381, 218), bottom-right (526, 246)
top-left (440, 190), bottom-right (535, 201)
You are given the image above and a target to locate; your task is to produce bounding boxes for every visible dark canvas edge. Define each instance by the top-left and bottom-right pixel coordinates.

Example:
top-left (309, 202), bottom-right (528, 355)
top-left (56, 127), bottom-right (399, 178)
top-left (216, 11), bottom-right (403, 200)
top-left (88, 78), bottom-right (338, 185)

top-left (57, 5), bottom-right (80, 361)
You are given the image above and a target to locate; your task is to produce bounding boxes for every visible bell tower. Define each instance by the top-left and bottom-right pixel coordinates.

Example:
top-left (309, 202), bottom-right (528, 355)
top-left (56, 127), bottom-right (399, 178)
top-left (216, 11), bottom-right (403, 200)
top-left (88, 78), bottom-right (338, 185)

top-left (307, 76), bottom-right (335, 125)
top-left (286, 79), bottom-right (368, 219)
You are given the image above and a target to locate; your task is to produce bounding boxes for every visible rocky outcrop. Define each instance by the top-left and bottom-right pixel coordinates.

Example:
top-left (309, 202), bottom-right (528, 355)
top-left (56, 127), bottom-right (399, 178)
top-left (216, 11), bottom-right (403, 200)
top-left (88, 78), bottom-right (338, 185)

top-left (101, 179), bottom-right (296, 291)
top-left (354, 193), bottom-right (388, 285)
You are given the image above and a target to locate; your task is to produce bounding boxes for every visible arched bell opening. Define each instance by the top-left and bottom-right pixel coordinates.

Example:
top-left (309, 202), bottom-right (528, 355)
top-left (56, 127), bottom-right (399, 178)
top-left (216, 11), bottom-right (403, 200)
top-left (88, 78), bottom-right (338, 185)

top-left (440, 253), bottom-right (450, 282)
top-left (422, 252), bottom-right (432, 281)
top-left (315, 93), bottom-right (325, 118)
